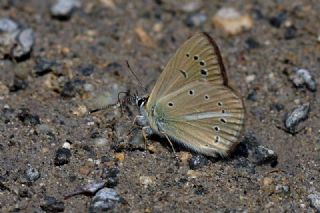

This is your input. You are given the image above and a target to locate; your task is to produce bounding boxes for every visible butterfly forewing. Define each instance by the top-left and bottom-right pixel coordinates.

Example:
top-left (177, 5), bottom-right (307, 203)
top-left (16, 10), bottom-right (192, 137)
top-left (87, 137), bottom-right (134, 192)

top-left (147, 32), bottom-right (227, 109)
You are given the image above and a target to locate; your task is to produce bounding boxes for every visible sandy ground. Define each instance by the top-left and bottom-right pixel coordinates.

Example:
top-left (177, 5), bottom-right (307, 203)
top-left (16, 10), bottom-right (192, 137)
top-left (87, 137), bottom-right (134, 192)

top-left (0, 0), bottom-right (319, 212)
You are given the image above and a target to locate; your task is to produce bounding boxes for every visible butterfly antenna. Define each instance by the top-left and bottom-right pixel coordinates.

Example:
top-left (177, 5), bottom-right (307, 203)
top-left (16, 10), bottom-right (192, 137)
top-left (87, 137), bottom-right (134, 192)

top-left (126, 60), bottom-right (147, 93)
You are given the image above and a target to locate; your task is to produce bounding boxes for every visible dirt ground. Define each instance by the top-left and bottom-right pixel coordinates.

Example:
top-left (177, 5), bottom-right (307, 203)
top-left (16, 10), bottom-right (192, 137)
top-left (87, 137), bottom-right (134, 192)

top-left (0, 0), bottom-right (319, 212)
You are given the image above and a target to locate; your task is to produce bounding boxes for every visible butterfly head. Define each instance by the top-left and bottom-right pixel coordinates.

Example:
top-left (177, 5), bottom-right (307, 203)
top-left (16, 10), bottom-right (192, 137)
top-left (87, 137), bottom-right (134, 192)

top-left (135, 95), bottom-right (148, 108)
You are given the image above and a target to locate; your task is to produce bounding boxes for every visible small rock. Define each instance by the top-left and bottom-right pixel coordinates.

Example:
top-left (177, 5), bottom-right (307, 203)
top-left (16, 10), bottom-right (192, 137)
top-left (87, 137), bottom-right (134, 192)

top-left (114, 152), bottom-right (125, 162)
top-left (60, 79), bottom-right (86, 97)
top-left (40, 196), bottom-right (65, 212)
top-left (93, 137), bottom-right (108, 147)
top-left (101, 167), bottom-right (119, 187)
top-left (308, 192), bottom-right (320, 212)
top-left (212, 8), bottom-right (253, 35)
top-left (25, 166), bottom-right (40, 182)
top-left (247, 90), bottom-right (258, 101)
top-left (139, 176), bottom-right (155, 186)
top-left (245, 74), bottom-right (256, 83)
top-left (51, 0), bottom-right (81, 19)
top-left (284, 103), bottom-right (310, 134)
top-left (185, 13), bottom-right (207, 27)
top-left (275, 184), bottom-right (290, 194)
top-left (72, 105), bottom-right (88, 117)
top-left (180, 0), bottom-right (203, 13)
top-left (284, 26), bottom-right (297, 40)
top-left (269, 12), bottom-right (287, 28)
top-left (178, 151), bottom-right (192, 164)
top-left (64, 180), bottom-right (106, 199)
top-left (292, 69), bottom-right (316, 92)
top-left (17, 108), bottom-right (40, 125)
top-left (34, 58), bottom-right (57, 76)
top-left (270, 103), bottom-right (284, 112)
top-left (89, 188), bottom-right (122, 212)
top-left (251, 145), bottom-right (278, 167)
top-left (135, 27), bottom-right (157, 48)
top-left (194, 185), bottom-right (207, 195)
top-left (62, 142), bottom-right (71, 149)
top-left (9, 77), bottom-right (28, 92)
top-left (245, 37), bottom-right (260, 49)
top-left (262, 177), bottom-right (273, 186)
top-left (0, 18), bottom-right (18, 32)
top-left (12, 28), bottom-right (35, 58)
top-left (186, 169), bottom-right (201, 179)
top-left (78, 64), bottom-right (95, 76)
top-left (189, 154), bottom-right (208, 170)
top-left (54, 148), bottom-right (72, 166)
top-left (18, 188), bottom-right (32, 198)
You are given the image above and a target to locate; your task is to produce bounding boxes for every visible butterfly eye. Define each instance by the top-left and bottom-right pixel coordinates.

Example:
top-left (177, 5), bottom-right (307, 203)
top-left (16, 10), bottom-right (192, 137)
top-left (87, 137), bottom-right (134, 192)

top-left (200, 69), bottom-right (208, 76)
top-left (168, 102), bottom-right (174, 107)
top-left (188, 90), bottom-right (194, 95)
top-left (199, 60), bottom-right (206, 66)
top-left (193, 55), bottom-right (199, 60)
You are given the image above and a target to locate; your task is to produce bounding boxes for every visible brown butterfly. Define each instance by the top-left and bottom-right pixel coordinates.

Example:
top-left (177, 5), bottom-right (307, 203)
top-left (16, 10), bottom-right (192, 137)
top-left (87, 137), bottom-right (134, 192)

top-left (134, 32), bottom-right (245, 157)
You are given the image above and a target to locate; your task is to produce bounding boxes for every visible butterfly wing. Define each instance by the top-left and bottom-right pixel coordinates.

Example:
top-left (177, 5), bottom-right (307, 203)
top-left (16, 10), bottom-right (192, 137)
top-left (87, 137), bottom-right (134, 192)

top-left (152, 81), bottom-right (244, 156)
top-left (145, 32), bottom-right (244, 156)
top-left (147, 32), bottom-right (228, 109)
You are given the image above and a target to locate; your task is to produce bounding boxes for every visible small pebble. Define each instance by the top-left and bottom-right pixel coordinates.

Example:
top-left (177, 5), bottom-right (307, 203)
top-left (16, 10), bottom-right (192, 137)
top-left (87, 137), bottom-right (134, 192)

top-left (114, 152), bottom-right (125, 162)
top-left (34, 57), bottom-right (57, 76)
top-left (275, 184), bottom-right (290, 194)
top-left (25, 166), bottom-right (40, 182)
top-left (18, 188), bottom-right (32, 198)
top-left (139, 176), bottom-right (155, 186)
top-left (60, 79), bottom-right (86, 97)
top-left (89, 188), bottom-right (122, 212)
top-left (185, 13), bottom-right (207, 27)
top-left (101, 167), bottom-right (119, 187)
top-left (40, 196), bottom-right (65, 212)
top-left (135, 27), bottom-right (157, 48)
top-left (262, 177), bottom-right (273, 186)
top-left (78, 64), bottom-right (95, 76)
top-left (62, 142), bottom-right (71, 149)
top-left (178, 151), bottom-right (192, 164)
top-left (12, 28), bottom-right (35, 58)
top-left (284, 26), bottom-right (297, 40)
top-left (212, 8), bottom-right (253, 35)
top-left (284, 103), bottom-right (310, 134)
top-left (293, 69), bottom-right (316, 92)
top-left (186, 169), bottom-right (201, 179)
top-left (189, 154), bottom-right (208, 170)
top-left (51, 0), bottom-right (81, 19)
top-left (9, 78), bottom-right (28, 92)
top-left (245, 37), bottom-right (260, 49)
top-left (17, 108), bottom-right (40, 125)
top-left (0, 18), bottom-right (18, 32)
top-left (308, 192), bottom-right (320, 211)
top-left (72, 105), bottom-right (88, 117)
top-left (269, 12), bottom-right (286, 28)
top-left (251, 145), bottom-right (278, 167)
top-left (270, 103), bottom-right (284, 112)
top-left (245, 74), bottom-right (256, 83)
top-left (247, 90), bottom-right (258, 101)
top-left (93, 137), bottom-right (108, 147)
top-left (180, 1), bottom-right (203, 13)
top-left (54, 148), bottom-right (72, 166)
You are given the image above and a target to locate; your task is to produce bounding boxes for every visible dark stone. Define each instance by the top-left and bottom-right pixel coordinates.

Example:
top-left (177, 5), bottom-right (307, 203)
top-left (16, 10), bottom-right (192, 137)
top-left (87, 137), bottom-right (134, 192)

top-left (34, 57), bottom-right (57, 76)
top-left (284, 103), bottom-right (310, 134)
top-left (270, 103), bottom-right (284, 112)
top-left (89, 188), bottom-right (122, 213)
top-left (17, 108), bottom-right (40, 125)
top-left (40, 196), bottom-right (65, 212)
top-left (284, 26), bottom-right (297, 40)
top-left (60, 79), bottom-right (85, 97)
top-left (54, 148), bottom-right (71, 166)
top-left (189, 154), bottom-right (208, 170)
top-left (9, 78), bottom-right (28, 92)
top-left (101, 167), bottom-right (120, 188)
top-left (78, 64), bottom-right (95, 76)
top-left (269, 12), bottom-right (287, 28)
top-left (245, 37), bottom-right (260, 49)
top-left (194, 185), bottom-right (207, 195)
top-left (19, 188), bottom-right (32, 198)
top-left (247, 90), bottom-right (258, 101)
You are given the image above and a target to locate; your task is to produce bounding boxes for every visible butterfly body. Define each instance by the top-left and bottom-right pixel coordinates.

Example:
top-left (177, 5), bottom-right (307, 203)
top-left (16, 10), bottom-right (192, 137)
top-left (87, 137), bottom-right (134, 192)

top-left (135, 32), bottom-right (245, 157)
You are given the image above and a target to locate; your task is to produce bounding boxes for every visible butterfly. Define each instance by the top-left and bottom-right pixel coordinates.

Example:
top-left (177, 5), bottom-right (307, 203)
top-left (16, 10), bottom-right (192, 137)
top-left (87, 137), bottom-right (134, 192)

top-left (134, 32), bottom-right (245, 157)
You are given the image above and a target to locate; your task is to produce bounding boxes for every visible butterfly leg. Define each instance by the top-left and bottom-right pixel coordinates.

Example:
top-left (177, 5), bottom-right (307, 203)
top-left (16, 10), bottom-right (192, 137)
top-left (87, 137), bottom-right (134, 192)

top-left (162, 133), bottom-right (178, 159)
top-left (142, 126), bottom-right (154, 152)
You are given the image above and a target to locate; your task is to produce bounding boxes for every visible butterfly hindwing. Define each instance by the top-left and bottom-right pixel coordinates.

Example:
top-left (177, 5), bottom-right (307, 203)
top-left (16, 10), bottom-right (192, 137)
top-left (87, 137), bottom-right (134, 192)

top-left (153, 81), bottom-right (244, 156)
